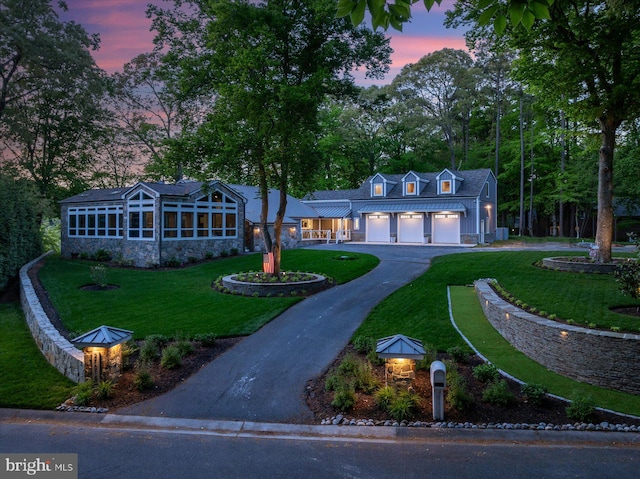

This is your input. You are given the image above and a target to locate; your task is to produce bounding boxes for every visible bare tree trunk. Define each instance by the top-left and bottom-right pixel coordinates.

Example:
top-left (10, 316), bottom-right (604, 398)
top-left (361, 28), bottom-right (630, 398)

top-left (595, 117), bottom-right (617, 263)
top-left (258, 160), bottom-right (272, 255)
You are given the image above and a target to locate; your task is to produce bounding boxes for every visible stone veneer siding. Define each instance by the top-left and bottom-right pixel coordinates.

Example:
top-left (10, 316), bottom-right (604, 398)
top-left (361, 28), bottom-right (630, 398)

top-left (475, 279), bottom-right (640, 395)
top-left (19, 253), bottom-right (85, 383)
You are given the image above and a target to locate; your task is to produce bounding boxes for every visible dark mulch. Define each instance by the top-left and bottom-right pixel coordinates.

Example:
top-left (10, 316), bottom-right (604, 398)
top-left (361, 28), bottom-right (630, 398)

top-left (304, 345), bottom-right (640, 426)
top-left (86, 337), bottom-right (243, 411)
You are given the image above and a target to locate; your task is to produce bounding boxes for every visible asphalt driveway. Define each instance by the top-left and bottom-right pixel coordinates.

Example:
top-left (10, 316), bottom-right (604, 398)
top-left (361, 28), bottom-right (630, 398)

top-left (119, 244), bottom-right (466, 423)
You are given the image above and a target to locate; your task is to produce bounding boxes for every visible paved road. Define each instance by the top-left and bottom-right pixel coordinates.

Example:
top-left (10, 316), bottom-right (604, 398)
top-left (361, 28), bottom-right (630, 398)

top-left (120, 244), bottom-right (466, 422)
top-left (1, 411), bottom-right (639, 479)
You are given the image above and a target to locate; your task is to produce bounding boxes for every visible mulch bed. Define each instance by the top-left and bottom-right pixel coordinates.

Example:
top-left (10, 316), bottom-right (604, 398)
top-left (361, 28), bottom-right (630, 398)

top-left (304, 345), bottom-right (640, 426)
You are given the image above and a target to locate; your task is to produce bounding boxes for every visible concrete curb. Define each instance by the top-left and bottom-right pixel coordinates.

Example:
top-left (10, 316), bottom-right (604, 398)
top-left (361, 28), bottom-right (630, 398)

top-left (2, 408), bottom-right (639, 447)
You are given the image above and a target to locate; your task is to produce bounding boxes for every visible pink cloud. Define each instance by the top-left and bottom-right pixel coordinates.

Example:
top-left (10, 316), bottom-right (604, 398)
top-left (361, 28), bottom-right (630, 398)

top-left (389, 35), bottom-right (469, 67)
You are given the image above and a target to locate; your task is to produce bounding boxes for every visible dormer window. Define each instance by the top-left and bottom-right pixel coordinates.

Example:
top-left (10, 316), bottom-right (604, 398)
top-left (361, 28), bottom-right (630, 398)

top-left (440, 180), bottom-right (452, 194)
top-left (405, 181), bottom-right (416, 195)
top-left (373, 183), bottom-right (384, 196)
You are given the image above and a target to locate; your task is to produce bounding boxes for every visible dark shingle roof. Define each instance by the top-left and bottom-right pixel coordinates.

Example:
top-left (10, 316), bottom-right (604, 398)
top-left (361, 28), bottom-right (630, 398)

top-left (305, 169), bottom-right (493, 201)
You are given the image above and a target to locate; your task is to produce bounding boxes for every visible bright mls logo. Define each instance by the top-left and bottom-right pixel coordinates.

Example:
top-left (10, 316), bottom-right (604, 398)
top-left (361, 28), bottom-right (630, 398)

top-left (1, 454), bottom-right (77, 478)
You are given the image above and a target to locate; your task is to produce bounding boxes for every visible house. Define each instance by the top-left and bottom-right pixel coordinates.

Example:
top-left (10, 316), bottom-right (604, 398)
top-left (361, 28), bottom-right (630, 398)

top-left (301, 168), bottom-right (497, 245)
top-left (227, 184), bottom-right (319, 252)
top-left (60, 180), bottom-right (321, 267)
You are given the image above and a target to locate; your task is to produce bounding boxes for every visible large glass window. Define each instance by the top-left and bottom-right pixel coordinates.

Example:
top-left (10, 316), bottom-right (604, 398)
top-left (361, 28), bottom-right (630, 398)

top-left (128, 191), bottom-right (155, 240)
top-left (68, 206), bottom-right (123, 238)
top-left (162, 191), bottom-right (238, 240)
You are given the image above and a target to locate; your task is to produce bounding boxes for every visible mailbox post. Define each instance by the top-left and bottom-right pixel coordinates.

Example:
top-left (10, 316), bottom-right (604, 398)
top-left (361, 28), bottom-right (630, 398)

top-left (430, 360), bottom-right (447, 421)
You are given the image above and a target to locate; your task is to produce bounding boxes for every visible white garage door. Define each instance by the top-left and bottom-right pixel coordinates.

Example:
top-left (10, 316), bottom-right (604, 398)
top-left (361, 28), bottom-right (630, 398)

top-left (367, 214), bottom-right (390, 242)
top-left (398, 214), bottom-right (424, 243)
top-left (433, 213), bottom-right (460, 244)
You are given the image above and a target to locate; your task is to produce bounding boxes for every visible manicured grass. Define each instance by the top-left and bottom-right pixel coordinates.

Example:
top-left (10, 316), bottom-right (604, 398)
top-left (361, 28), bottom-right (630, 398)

top-left (39, 249), bottom-right (379, 338)
top-left (449, 285), bottom-right (640, 417)
top-left (0, 303), bottom-right (75, 409)
top-left (354, 250), bottom-right (640, 351)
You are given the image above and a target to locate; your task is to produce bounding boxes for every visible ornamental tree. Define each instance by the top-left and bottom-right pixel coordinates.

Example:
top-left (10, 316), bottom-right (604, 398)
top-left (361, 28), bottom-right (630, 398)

top-left (150, 0), bottom-right (391, 275)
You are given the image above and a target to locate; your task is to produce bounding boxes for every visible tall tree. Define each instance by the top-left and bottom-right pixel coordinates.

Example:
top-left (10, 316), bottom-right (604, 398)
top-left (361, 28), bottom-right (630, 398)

top-left (1, 53), bottom-right (108, 201)
top-left (392, 48), bottom-right (475, 169)
top-left (0, 0), bottom-right (100, 121)
top-left (500, 1), bottom-right (640, 261)
top-left (154, 0), bottom-right (390, 275)
top-left (109, 52), bottom-right (206, 181)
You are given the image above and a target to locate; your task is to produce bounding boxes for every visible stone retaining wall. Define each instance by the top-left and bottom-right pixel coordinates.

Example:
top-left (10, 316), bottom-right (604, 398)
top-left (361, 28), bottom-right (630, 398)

top-left (221, 273), bottom-right (327, 297)
top-left (19, 253), bottom-right (84, 383)
top-left (475, 279), bottom-right (640, 395)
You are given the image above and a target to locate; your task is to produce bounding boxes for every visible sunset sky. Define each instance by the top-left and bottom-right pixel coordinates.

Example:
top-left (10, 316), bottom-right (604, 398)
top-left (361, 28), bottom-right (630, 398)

top-left (57, 0), bottom-right (468, 85)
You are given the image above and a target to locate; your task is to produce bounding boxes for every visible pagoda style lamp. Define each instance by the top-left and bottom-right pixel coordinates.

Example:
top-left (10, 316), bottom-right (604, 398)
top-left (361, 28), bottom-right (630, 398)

top-left (376, 334), bottom-right (426, 387)
top-left (72, 326), bottom-right (133, 383)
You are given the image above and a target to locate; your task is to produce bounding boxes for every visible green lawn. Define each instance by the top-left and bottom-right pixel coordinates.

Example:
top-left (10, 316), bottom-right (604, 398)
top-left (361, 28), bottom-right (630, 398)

top-left (354, 250), bottom-right (639, 351)
top-left (449, 285), bottom-right (640, 417)
top-left (0, 303), bottom-right (75, 408)
top-left (39, 249), bottom-right (379, 338)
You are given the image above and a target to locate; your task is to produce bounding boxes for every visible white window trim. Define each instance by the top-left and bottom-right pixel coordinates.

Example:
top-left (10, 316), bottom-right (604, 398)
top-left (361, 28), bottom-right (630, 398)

top-left (68, 206), bottom-right (123, 238)
top-left (128, 191), bottom-right (155, 241)
top-left (439, 180), bottom-right (453, 195)
top-left (162, 192), bottom-right (239, 240)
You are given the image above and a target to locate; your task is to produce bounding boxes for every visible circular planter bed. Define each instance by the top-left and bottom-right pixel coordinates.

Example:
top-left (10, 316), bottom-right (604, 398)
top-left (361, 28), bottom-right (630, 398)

top-left (79, 284), bottom-right (120, 291)
top-left (541, 257), bottom-right (627, 274)
top-left (217, 272), bottom-right (329, 297)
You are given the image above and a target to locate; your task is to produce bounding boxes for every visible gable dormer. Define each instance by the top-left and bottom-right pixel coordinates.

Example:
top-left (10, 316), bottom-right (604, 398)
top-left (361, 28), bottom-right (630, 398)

top-left (369, 173), bottom-right (395, 197)
top-left (401, 171), bottom-right (426, 196)
top-left (436, 169), bottom-right (464, 195)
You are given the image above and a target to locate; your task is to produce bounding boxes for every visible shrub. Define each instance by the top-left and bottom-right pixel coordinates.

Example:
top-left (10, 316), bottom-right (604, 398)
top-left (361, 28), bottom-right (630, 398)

top-left (230, 248), bottom-right (239, 256)
top-left (337, 353), bottom-right (359, 375)
top-left (166, 257), bottom-right (181, 267)
top-left (146, 334), bottom-right (170, 350)
top-left (94, 249), bottom-right (111, 262)
top-left (473, 363), bottom-right (500, 383)
top-left (366, 349), bottom-right (385, 366)
top-left (374, 385), bottom-right (396, 409)
top-left (388, 390), bottom-right (421, 422)
top-left (95, 380), bottom-right (114, 400)
top-left (194, 333), bottom-right (217, 347)
top-left (134, 369), bottom-right (154, 391)
top-left (120, 340), bottom-right (137, 370)
top-left (89, 264), bottom-right (108, 287)
top-left (447, 345), bottom-right (468, 363)
top-left (139, 340), bottom-right (160, 364)
top-left (415, 343), bottom-right (438, 370)
top-left (566, 392), bottom-right (596, 422)
top-left (482, 380), bottom-right (516, 407)
top-left (73, 380), bottom-right (94, 406)
top-left (446, 375), bottom-right (473, 411)
top-left (353, 360), bottom-right (379, 393)
top-left (331, 385), bottom-right (356, 411)
top-left (352, 335), bottom-right (376, 355)
top-left (176, 340), bottom-right (195, 356)
top-left (324, 371), bottom-right (344, 391)
top-left (160, 345), bottom-right (182, 369)
top-left (521, 383), bottom-right (548, 406)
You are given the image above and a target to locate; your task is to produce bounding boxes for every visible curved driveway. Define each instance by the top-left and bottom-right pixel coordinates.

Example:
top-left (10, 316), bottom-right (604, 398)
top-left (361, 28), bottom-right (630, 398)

top-left (120, 244), bottom-right (467, 423)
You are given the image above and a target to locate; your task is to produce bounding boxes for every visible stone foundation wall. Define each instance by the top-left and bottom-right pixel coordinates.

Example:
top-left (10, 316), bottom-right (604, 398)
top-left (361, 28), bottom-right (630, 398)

top-left (474, 279), bottom-right (640, 395)
top-left (20, 253), bottom-right (84, 383)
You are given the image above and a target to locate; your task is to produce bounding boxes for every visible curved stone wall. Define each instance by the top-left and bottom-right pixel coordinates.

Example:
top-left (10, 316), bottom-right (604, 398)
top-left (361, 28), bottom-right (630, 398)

top-left (475, 279), bottom-right (640, 395)
top-left (221, 273), bottom-right (327, 297)
top-left (19, 253), bottom-right (84, 383)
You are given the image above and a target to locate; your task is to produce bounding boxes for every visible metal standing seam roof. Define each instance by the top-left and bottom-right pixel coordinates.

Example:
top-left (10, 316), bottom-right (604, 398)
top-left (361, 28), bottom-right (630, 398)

top-left (71, 326), bottom-right (133, 348)
top-left (311, 205), bottom-right (352, 218)
top-left (376, 334), bottom-right (426, 360)
top-left (357, 202), bottom-right (467, 214)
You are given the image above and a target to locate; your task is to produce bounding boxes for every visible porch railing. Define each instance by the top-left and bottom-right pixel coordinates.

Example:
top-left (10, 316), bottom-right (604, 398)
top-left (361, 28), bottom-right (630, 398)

top-left (301, 229), bottom-right (351, 243)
